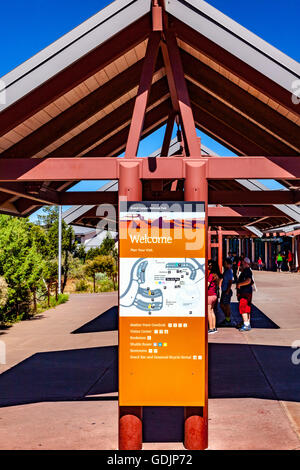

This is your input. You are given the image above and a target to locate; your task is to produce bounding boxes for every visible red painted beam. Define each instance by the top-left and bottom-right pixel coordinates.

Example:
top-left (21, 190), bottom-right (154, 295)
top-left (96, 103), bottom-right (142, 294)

top-left (0, 157), bottom-right (298, 182)
top-left (160, 111), bottom-right (175, 157)
top-left (162, 30), bottom-right (200, 156)
top-left (60, 191), bottom-right (118, 205)
top-left (209, 190), bottom-right (300, 205)
top-left (208, 206), bottom-right (286, 218)
top-left (209, 230), bottom-right (255, 236)
top-left (209, 218), bottom-right (264, 225)
top-left (125, 32), bottom-right (161, 158)
top-left (12, 102), bottom-right (171, 215)
top-left (51, 202), bottom-right (286, 219)
top-left (207, 157), bottom-right (300, 180)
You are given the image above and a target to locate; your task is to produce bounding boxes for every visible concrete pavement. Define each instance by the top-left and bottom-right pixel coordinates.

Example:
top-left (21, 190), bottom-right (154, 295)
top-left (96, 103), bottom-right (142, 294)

top-left (0, 272), bottom-right (299, 450)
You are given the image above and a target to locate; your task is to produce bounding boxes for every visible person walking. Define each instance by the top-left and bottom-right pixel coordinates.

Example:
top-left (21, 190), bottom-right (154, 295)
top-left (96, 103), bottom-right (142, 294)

top-left (258, 256), bottom-right (263, 271)
top-left (276, 252), bottom-right (283, 272)
top-left (219, 257), bottom-right (234, 326)
top-left (207, 260), bottom-right (222, 334)
top-left (236, 257), bottom-right (253, 332)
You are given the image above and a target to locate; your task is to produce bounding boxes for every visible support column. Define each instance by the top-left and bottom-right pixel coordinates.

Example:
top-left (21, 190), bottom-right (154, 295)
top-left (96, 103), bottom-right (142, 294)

top-left (218, 227), bottom-right (223, 272)
top-left (118, 161), bottom-right (143, 450)
top-left (184, 161), bottom-right (208, 450)
top-left (264, 241), bottom-right (268, 270)
top-left (161, 30), bottom-right (201, 157)
top-left (251, 238), bottom-right (255, 264)
top-left (58, 205), bottom-right (62, 294)
top-left (226, 238), bottom-right (230, 258)
top-left (125, 32), bottom-right (161, 158)
top-left (208, 228), bottom-right (212, 259)
top-left (161, 112), bottom-right (175, 157)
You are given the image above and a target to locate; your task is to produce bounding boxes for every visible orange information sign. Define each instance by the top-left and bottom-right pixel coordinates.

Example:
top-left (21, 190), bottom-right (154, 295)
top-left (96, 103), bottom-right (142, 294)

top-left (119, 201), bottom-right (206, 407)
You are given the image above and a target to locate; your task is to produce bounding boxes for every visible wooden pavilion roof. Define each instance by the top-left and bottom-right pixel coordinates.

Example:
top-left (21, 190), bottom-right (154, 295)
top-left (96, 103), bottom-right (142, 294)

top-left (0, 0), bottom-right (299, 229)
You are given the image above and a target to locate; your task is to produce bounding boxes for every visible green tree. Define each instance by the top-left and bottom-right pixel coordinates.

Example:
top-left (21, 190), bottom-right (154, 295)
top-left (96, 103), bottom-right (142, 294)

top-left (38, 206), bottom-right (77, 293)
top-left (0, 215), bottom-right (45, 321)
top-left (84, 255), bottom-right (116, 293)
top-left (0, 277), bottom-right (8, 308)
top-left (85, 246), bottom-right (102, 261)
top-left (86, 233), bottom-right (117, 261)
top-left (74, 244), bottom-right (87, 263)
top-left (43, 259), bottom-right (58, 306)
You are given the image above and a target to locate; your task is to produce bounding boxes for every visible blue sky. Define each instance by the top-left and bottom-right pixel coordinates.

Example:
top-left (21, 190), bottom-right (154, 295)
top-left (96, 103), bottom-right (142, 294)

top-left (1, 0), bottom-right (297, 217)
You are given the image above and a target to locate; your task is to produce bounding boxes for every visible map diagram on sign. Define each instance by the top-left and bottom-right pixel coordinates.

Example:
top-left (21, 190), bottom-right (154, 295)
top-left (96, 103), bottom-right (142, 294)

top-left (120, 258), bottom-right (205, 317)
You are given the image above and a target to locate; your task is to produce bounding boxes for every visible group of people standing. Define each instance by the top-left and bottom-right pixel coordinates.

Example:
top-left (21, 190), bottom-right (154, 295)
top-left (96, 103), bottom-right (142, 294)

top-left (207, 255), bottom-right (254, 334)
top-left (257, 250), bottom-right (293, 272)
top-left (275, 250), bottom-right (293, 272)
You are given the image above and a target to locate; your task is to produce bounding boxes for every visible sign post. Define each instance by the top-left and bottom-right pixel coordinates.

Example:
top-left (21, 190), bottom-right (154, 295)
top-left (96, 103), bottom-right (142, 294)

top-left (119, 201), bottom-right (206, 411)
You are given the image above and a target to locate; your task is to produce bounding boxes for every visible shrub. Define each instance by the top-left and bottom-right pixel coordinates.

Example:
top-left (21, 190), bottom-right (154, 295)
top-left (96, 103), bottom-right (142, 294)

top-left (0, 277), bottom-right (8, 308)
top-left (97, 277), bottom-right (118, 292)
top-left (49, 293), bottom-right (69, 307)
top-left (75, 279), bottom-right (90, 292)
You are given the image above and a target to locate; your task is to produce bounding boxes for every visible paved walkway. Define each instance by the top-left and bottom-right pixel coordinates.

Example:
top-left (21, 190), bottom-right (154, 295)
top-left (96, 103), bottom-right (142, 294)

top-left (0, 272), bottom-right (299, 450)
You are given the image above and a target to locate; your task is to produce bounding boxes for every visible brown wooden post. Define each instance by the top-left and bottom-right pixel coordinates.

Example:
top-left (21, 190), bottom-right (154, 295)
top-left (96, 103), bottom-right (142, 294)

top-left (184, 161), bottom-right (208, 450)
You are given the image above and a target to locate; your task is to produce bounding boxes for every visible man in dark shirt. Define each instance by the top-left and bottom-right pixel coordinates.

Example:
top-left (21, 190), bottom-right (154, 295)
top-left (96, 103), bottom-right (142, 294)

top-left (236, 257), bottom-right (253, 331)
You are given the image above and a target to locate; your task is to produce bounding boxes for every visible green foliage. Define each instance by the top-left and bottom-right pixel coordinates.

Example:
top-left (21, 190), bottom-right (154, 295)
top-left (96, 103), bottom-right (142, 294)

top-left (35, 293), bottom-right (69, 315)
top-left (84, 254), bottom-right (116, 292)
top-left (74, 244), bottom-right (87, 263)
top-left (0, 208), bottom-right (119, 323)
top-left (49, 293), bottom-right (69, 307)
top-left (97, 277), bottom-right (117, 292)
top-left (68, 257), bottom-right (85, 280)
top-left (0, 215), bottom-right (45, 322)
top-left (75, 279), bottom-right (90, 292)
top-left (0, 277), bottom-right (8, 308)
top-left (38, 206), bottom-right (77, 292)
top-left (86, 233), bottom-right (117, 261)
top-left (0, 210), bottom-right (74, 324)
top-left (43, 259), bottom-right (58, 284)
top-left (85, 247), bottom-right (102, 261)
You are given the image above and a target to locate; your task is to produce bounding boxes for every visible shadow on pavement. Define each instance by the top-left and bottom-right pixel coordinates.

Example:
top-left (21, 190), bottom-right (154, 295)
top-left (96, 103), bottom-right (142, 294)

top-left (72, 306), bottom-right (118, 334)
top-left (0, 342), bottom-right (299, 442)
top-left (217, 302), bottom-right (279, 329)
top-left (0, 346), bottom-right (117, 407)
top-left (72, 303), bottom-right (279, 335)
